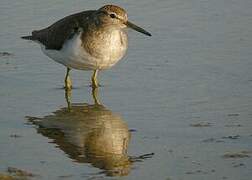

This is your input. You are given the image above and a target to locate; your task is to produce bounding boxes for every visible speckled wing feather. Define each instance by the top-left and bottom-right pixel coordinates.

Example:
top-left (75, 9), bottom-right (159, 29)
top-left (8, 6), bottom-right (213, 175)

top-left (22, 10), bottom-right (95, 50)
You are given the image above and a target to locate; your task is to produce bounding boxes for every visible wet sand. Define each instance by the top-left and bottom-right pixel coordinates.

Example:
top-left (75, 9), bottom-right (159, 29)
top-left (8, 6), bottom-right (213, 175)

top-left (1, 0), bottom-right (252, 179)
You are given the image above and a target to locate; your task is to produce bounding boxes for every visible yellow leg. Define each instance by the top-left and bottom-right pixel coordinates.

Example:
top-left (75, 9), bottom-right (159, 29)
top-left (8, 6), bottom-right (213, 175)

top-left (64, 67), bottom-right (72, 90)
top-left (91, 69), bottom-right (99, 88)
top-left (65, 88), bottom-right (72, 110)
top-left (92, 87), bottom-right (101, 105)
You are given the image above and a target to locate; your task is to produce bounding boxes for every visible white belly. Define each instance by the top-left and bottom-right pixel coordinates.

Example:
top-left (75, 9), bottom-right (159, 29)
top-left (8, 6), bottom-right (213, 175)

top-left (41, 30), bottom-right (127, 70)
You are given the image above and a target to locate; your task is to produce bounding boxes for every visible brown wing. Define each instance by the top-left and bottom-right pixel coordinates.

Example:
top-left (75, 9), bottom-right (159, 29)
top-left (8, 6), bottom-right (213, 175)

top-left (30, 10), bottom-right (95, 50)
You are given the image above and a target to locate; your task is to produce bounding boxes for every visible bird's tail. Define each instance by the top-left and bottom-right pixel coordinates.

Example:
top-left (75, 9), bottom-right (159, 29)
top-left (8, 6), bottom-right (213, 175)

top-left (21, 35), bottom-right (35, 40)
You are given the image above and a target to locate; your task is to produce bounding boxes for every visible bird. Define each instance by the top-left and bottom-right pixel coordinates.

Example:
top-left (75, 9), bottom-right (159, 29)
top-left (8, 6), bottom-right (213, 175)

top-left (21, 4), bottom-right (151, 89)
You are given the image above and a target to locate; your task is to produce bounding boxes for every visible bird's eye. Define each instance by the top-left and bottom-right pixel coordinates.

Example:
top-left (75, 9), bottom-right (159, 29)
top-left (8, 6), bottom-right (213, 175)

top-left (110, 14), bottom-right (116, 18)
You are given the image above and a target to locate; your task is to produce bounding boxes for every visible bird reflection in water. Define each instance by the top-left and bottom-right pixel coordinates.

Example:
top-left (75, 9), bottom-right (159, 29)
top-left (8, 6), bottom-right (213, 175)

top-left (27, 88), bottom-right (153, 176)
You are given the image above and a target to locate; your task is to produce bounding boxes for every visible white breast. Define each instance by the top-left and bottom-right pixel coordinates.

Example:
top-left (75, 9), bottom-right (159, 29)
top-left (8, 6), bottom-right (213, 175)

top-left (41, 29), bottom-right (128, 70)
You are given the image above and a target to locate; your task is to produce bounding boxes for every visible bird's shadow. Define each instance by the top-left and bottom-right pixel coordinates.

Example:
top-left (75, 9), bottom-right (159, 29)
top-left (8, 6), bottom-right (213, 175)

top-left (26, 88), bottom-right (154, 177)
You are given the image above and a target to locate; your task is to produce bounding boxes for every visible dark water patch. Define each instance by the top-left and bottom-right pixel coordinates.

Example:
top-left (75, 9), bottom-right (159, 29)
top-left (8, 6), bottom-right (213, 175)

top-left (58, 174), bottom-right (75, 179)
top-left (185, 169), bottom-right (214, 175)
top-left (202, 134), bottom-right (252, 143)
top-left (190, 122), bottom-right (212, 127)
top-left (191, 161), bottom-right (201, 165)
top-left (0, 52), bottom-right (13, 57)
top-left (129, 128), bottom-right (138, 132)
top-left (225, 124), bottom-right (242, 127)
top-left (227, 113), bottom-right (240, 117)
top-left (222, 151), bottom-right (252, 159)
top-left (222, 135), bottom-right (241, 140)
top-left (9, 134), bottom-right (22, 138)
top-left (232, 162), bottom-right (245, 168)
top-left (201, 138), bottom-right (225, 143)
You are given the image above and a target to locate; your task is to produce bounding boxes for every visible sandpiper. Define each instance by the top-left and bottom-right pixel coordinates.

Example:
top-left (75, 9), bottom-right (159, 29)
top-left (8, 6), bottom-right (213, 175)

top-left (22, 4), bottom-right (151, 89)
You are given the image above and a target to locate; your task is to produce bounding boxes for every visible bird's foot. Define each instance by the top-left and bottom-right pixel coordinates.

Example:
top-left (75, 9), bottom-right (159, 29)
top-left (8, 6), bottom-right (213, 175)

top-left (90, 83), bottom-right (103, 88)
top-left (64, 85), bottom-right (72, 90)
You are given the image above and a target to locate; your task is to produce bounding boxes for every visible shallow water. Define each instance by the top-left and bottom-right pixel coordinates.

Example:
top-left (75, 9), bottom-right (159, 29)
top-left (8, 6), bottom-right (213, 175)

top-left (1, 0), bottom-right (252, 179)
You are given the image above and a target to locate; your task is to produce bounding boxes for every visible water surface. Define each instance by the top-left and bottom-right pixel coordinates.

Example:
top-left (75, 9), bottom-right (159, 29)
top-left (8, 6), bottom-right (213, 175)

top-left (1, 0), bottom-right (252, 179)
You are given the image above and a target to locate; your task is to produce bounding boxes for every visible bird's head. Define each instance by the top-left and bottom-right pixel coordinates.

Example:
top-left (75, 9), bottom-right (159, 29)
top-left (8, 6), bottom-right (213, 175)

top-left (97, 5), bottom-right (151, 36)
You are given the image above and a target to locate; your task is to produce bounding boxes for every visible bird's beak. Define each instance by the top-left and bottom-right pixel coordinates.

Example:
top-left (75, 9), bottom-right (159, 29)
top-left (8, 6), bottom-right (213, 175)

top-left (125, 21), bottom-right (152, 36)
